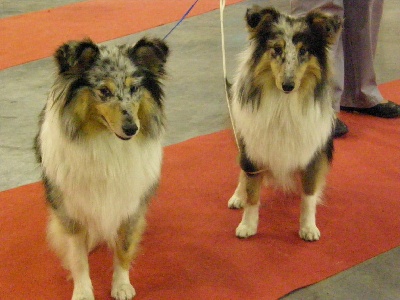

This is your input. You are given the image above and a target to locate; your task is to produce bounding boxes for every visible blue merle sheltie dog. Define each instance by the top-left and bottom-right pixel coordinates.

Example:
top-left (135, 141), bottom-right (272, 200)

top-left (34, 37), bottom-right (168, 299)
top-left (228, 6), bottom-right (342, 241)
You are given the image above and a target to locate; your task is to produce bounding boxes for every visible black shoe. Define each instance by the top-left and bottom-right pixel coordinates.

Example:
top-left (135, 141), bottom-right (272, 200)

top-left (334, 118), bottom-right (348, 138)
top-left (340, 101), bottom-right (400, 118)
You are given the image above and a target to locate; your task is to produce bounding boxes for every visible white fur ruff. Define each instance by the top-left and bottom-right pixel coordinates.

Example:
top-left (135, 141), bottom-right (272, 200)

top-left (232, 77), bottom-right (334, 190)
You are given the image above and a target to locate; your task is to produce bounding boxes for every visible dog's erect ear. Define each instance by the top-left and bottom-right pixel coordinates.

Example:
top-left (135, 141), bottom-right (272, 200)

top-left (306, 10), bottom-right (343, 44)
top-left (127, 37), bottom-right (169, 75)
top-left (245, 5), bottom-right (280, 30)
top-left (54, 39), bottom-right (99, 74)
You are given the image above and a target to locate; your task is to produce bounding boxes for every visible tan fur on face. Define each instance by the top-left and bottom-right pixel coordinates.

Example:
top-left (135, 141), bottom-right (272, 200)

top-left (299, 56), bottom-right (322, 99)
top-left (254, 53), bottom-right (275, 92)
top-left (70, 88), bottom-right (106, 136)
top-left (95, 99), bottom-right (140, 137)
top-left (70, 82), bottom-right (143, 139)
top-left (254, 42), bottom-right (322, 97)
top-left (124, 76), bottom-right (136, 87)
top-left (136, 90), bottom-right (161, 138)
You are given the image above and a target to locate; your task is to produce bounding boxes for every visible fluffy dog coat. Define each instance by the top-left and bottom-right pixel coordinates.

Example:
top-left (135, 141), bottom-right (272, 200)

top-left (35, 37), bottom-right (169, 300)
top-left (228, 6), bottom-right (342, 241)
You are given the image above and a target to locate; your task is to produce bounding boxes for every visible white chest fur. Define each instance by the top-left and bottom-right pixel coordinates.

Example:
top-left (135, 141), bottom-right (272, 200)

top-left (40, 109), bottom-right (163, 241)
top-left (232, 88), bottom-right (334, 187)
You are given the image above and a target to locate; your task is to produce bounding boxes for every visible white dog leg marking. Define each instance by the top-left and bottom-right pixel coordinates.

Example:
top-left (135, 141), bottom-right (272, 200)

top-left (111, 263), bottom-right (136, 300)
top-left (299, 194), bottom-right (320, 241)
top-left (228, 185), bottom-right (246, 209)
top-left (236, 203), bottom-right (260, 238)
top-left (72, 284), bottom-right (94, 300)
top-left (68, 235), bottom-right (94, 300)
top-left (228, 171), bottom-right (247, 209)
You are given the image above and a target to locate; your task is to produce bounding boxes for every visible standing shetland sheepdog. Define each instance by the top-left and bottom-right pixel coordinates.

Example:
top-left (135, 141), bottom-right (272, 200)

top-left (228, 6), bottom-right (342, 241)
top-left (34, 37), bottom-right (168, 300)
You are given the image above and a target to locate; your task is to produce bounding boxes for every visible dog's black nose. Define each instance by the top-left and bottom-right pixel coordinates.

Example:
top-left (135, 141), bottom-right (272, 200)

top-left (122, 123), bottom-right (138, 136)
top-left (282, 83), bottom-right (295, 92)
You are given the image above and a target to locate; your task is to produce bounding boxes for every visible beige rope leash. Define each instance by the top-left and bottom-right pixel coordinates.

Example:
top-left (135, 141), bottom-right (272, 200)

top-left (219, 0), bottom-right (240, 149)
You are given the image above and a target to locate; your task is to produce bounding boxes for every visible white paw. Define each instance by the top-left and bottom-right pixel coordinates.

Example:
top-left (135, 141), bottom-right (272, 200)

top-left (235, 222), bottom-right (257, 238)
top-left (228, 195), bottom-right (244, 209)
top-left (72, 288), bottom-right (94, 300)
top-left (299, 225), bottom-right (321, 241)
top-left (111, 283), bottom-right (136, 300)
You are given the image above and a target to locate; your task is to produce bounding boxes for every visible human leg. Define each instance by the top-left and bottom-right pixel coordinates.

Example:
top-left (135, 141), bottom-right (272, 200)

top-left (340, 0), bottom-right (384, 108)
top-left (340, 0), bottom-right (400, 117)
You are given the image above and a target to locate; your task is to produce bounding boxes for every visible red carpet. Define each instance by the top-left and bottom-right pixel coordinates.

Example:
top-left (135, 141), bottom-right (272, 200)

top-left (0, 81), bottom-right (399, 299)
top-left (0, 0), bottom-right (242, 70)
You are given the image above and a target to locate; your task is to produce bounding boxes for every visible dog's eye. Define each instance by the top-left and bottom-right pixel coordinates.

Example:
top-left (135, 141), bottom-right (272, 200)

top-left (274, 46), bottom-right (283, 56)
top-left (130, 86), bottom-right (138, 94)
top-left (299, 47), bottom-right (307, 56)
top-left (99, 87), bottom-right (112, 98)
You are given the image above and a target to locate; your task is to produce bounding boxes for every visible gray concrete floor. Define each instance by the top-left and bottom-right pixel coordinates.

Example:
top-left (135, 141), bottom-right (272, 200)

top-left (0, 0), bottom-right (399, 299)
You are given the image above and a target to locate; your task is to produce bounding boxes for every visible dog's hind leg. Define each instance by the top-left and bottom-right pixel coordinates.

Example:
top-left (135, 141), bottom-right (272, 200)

top-left (111, 212), bottom-right (147, 300)
top-left (47, 213), bottom-right (93, 300)
top-left (235, 173), bottom-right (262, 238)
top-left (228, 170), bottom-right (247, 209)
top-left (299, 152), bottom-right (330, 241)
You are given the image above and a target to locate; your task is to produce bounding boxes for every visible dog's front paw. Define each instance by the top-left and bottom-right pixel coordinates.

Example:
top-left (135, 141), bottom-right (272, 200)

top-left (228, 194), bottom-right (245, 209)
top-left (72, 287), bottom-right (94, 300)
top-left (299, 225), bottom-right (320, 241)
top-left (111, 283), bottom-right (136, 300)
top-left (236, 222), bottom-right (257, 238)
